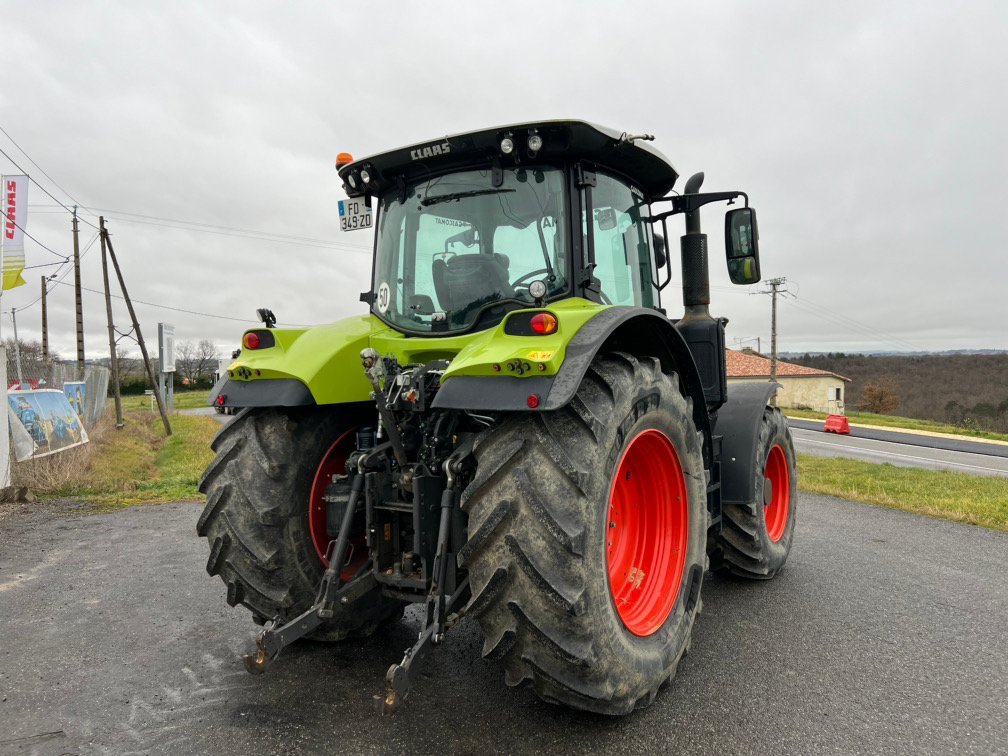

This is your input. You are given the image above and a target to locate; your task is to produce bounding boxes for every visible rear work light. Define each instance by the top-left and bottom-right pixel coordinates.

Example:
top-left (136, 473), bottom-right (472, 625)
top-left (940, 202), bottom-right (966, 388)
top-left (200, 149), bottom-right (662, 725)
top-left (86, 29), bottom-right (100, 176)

top-left (243, 332), bottom-right (261, 350)
top-left (530, 312), bottom-right (558, 335)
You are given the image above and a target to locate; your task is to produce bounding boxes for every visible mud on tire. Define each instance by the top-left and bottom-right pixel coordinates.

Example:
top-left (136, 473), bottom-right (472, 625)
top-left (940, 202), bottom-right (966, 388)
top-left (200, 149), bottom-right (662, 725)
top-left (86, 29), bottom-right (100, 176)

top-left (460, 353), bottom-right (708, 714)
top-left (197, 407), bottom-right (403, 640)
top-left (715, 406), bottom-right (797, 579)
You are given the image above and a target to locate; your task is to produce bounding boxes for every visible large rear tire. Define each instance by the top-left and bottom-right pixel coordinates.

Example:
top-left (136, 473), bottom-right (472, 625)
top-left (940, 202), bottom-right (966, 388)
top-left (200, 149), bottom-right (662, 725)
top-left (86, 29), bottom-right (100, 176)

top-left (197, 407), bottom-right (403, 640)
top-left (715, 406), bottom-right (797, 579)
top-left (460, 353), bottom-right (708, 714)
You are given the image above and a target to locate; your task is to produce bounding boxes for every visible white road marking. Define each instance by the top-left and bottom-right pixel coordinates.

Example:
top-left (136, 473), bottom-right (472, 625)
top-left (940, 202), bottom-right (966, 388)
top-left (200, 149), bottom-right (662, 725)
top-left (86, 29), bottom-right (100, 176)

top-left (793, 432), bottom-right (1008, 477)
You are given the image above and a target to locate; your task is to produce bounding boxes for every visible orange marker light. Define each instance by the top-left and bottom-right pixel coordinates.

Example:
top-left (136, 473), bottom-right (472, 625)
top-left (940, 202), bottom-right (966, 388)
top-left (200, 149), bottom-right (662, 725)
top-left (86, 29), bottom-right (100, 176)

top-left (335, 152), bottom-right (354, 167)
top-left (530, 312), bottom-right (558, 335)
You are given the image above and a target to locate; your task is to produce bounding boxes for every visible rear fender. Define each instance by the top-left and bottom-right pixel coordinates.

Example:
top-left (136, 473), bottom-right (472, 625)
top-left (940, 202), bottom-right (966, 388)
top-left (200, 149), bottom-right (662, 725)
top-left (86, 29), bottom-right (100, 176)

top-left (545, 308), bottom-right (713, 467)
top-left (209, 316), bottom-right (377, 410)
top-left (713, 382), bottom-right (780, 505)
top-left (434, 307), bottom-right (714, 466)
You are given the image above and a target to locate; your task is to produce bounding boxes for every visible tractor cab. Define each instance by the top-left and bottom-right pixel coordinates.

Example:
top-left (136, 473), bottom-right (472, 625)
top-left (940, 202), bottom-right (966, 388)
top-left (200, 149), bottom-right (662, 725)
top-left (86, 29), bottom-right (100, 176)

top-left (339, 121), bottom-right (759, 340)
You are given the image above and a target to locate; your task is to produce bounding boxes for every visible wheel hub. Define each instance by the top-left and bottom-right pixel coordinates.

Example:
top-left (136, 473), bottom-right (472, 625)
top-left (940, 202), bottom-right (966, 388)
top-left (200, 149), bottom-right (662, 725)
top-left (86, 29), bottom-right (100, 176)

top-left (308, 428), bottom-right (369, 580)
top-left (763, 444), bottom-right (790, 542)
top-left (606, 429), bottom-right (689, 637)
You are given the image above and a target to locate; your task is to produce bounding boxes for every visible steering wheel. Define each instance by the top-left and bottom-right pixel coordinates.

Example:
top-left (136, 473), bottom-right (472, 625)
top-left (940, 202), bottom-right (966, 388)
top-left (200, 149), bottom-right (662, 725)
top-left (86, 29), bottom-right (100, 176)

top-left (511, 268), bottom-right (551, 290)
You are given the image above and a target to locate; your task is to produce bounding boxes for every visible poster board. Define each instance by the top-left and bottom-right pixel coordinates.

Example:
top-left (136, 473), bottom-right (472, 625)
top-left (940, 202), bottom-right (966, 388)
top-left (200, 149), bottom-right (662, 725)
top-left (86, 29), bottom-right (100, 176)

top-left (7, 389), bottom-right (89, 461)
top-left (159, 322), bottom-right (175, 373)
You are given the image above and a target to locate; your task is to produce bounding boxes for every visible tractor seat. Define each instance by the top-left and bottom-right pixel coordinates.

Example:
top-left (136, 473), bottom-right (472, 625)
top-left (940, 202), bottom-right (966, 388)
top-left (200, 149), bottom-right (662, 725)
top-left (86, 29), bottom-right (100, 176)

top-left (432, 253), bottom-right (513, 312)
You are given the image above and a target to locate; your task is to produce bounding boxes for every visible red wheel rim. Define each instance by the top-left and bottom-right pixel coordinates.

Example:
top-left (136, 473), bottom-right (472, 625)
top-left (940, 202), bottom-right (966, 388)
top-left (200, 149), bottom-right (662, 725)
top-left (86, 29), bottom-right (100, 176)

top-left (764, 444), bottom-right (790, 543)
top-left (308, 428), bottom-right (368, 581)
top-left (607, 429), bottom-right (689, 637)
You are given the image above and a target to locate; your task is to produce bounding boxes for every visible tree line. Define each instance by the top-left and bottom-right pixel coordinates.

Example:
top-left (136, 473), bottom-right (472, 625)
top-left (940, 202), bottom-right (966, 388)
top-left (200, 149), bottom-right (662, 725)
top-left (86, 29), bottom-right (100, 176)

top-left (3, 337), bottom-right (221, 393)
top-left (791, 352), bottom-right (1008, 433)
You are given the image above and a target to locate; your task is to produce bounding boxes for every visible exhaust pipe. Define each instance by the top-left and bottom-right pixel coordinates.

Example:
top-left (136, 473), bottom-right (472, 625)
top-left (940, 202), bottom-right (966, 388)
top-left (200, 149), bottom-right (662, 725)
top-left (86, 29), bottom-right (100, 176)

top-left (680, 172), bottom-right (710, 322)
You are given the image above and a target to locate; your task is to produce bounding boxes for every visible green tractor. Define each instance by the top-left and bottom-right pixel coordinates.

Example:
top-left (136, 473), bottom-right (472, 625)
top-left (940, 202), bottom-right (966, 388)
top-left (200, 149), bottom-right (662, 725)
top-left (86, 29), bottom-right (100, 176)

top-left (199, 120), bottom-right (797, 714)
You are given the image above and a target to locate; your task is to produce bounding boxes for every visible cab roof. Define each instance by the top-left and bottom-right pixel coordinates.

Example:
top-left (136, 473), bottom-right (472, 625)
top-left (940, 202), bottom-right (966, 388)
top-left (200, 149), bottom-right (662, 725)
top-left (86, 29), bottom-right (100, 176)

top-left (337, 120), bottom-right (679, 201)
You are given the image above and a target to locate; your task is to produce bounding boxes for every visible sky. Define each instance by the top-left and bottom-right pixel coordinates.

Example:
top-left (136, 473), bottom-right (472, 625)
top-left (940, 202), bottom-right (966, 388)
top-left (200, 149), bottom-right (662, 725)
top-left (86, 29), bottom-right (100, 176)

top-left (1, 0), bottom-right (1005, 362)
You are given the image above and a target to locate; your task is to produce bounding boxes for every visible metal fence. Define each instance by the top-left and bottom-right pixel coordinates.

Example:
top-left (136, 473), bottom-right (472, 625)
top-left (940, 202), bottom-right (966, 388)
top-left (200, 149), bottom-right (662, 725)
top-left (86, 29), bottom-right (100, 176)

top-left (6, 355), bottom-right (110, 428)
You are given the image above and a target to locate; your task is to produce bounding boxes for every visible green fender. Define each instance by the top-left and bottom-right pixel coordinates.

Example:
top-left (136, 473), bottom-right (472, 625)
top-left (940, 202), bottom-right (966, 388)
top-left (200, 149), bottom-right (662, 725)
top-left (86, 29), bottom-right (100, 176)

top-left (210, 299), bottom-right (607, 410)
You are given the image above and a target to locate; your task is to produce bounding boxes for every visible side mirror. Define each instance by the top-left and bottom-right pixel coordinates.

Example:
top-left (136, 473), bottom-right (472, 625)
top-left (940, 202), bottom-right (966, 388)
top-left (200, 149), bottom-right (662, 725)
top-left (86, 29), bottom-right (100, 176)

top-left (725, 207), bottom-right (761, 285)
top-left (652, 232), bottom-right (667, 269)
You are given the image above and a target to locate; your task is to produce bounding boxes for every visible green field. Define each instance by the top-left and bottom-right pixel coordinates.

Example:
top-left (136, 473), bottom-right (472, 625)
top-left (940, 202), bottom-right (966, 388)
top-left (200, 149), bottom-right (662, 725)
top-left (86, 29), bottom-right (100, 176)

top-left (14, 400), bottom-right (1004, 534)
top-left (21, 410), bottom-right (219, 506)
top-left (119, 389), bottom-right (210, 412)
top-left (785, 408), bottom-right (1008, 443)
top-left (797, 454), bottom-right (1008, 531)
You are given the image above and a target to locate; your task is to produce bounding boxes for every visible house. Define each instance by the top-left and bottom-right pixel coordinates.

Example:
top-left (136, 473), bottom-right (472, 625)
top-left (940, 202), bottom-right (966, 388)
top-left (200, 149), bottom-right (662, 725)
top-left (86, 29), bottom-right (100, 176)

top-left (726, 349), bottom-right (850, 413)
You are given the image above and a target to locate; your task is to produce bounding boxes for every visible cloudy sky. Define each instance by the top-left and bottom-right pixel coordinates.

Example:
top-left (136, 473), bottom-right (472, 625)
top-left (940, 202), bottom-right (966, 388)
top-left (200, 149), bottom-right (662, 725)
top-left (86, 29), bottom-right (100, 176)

top-left (1, 1), bottom-right (1004, 362)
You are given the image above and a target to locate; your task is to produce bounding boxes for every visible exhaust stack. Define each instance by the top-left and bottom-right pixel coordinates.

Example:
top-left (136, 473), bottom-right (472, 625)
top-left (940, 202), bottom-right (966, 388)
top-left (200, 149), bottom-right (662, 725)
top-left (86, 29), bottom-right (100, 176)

top-left (680, 172), bottom-right (711, 321)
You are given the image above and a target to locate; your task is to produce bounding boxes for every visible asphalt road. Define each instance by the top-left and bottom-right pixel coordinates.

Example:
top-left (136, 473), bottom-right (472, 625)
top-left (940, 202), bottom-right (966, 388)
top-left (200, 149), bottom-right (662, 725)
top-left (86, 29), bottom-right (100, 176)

top-left (1, 496), bottom-right (1005, 755)
top-left (789, 420), bottom-right (1008, 478)
top-left (788, 419), bottom-right (1008, 459)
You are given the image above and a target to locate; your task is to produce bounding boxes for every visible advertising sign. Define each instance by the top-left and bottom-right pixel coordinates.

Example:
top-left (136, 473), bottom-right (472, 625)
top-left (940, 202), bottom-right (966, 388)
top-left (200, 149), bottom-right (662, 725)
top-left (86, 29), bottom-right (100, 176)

top-left (7, 389), bottom-right (89, 461)
top-left (64, 381), bottom-right (87, 417)
top-left (1, 174), bottom-right (28, 290)
top-left (159, 322), bottom-right (175, 373)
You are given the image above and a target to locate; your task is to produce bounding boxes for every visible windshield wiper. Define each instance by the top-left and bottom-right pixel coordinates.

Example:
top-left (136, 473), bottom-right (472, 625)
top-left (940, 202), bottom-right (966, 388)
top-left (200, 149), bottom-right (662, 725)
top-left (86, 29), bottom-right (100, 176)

top-left (421, 188), bottom-right (514, 207)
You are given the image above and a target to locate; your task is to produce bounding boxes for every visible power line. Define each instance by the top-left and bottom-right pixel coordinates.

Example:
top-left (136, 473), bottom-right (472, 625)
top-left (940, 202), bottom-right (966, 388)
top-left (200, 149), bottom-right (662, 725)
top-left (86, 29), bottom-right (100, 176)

top-left (0, 143), bottom-right (100, 230)
top-left (89, 207), bottom-right (361, 246)
top-left (98, 211), bottom-right (371, 253)
top-left (7, 233), bottom-right (98, 311)
top-left (783, 298), bottom-right (922, 353)
top-left (50, 279), bottom-right (259, 324)
top-left (3, 215), bottom-right (71, 261)
top-left (0, 124), bottom-right (90, 210)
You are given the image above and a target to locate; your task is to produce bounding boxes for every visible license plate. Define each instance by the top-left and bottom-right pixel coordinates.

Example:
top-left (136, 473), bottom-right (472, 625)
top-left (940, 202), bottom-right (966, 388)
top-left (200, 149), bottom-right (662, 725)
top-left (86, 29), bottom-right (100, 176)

top-left (338, 199), bottom-right (372, 232)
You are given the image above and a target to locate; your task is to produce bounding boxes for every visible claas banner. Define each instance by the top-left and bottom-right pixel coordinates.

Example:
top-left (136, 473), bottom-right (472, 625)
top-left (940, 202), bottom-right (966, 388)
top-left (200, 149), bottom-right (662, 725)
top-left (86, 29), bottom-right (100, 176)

top-left (2, 174), bottom-right (28, 290)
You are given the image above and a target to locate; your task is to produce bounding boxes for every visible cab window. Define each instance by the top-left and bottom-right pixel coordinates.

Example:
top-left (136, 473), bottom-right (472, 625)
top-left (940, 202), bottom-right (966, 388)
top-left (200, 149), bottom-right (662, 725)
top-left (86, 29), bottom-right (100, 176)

top-left (583, 173), bottom-right (658, 308)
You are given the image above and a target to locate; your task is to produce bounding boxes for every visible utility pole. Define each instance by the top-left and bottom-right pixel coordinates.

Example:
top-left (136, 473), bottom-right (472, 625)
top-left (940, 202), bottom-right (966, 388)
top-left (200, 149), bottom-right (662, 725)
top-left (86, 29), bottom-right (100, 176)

top-left (754, 276), bottom-right (791, 405)
top-left (10, 309), bottom-right (24, 386)
top-left (99, 217), bottom-right (123, 428)
top-left (770, 279), bottom-right (781, 382)
top-left (103, 223), bottom-right (171, 436)
top-left (40, 276), bottom-right (49, 360)
top-left (72, 206), bottom-right (84, 371)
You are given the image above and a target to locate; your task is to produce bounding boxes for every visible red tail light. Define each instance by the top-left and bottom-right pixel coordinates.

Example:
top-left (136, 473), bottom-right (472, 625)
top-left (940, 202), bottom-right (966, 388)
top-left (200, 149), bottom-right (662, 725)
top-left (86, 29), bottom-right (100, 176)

top-left (243, 332), bottom-right (261, 350)
top-left (529, 313), bottom-right (558, 335)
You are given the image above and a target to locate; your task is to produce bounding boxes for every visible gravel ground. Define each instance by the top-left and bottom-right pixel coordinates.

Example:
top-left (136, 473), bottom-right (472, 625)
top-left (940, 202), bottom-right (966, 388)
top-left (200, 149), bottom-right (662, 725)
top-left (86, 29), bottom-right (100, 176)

top-left (0, 494), bottom-right (1005, 755)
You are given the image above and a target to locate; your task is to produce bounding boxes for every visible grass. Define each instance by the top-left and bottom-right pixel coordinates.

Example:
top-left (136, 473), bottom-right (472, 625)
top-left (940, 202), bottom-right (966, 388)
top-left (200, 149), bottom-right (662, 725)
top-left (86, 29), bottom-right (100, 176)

top-left (17, 401), bottom-right (1007, 531)
top-left (785, 407), bottom-right (1008, 443)
top-left (36, 410), bottom-right (219, 507)
top-left (119, 389), bottom-right (210, 412)
top-left (797, 453), bottom-right (1008, 531)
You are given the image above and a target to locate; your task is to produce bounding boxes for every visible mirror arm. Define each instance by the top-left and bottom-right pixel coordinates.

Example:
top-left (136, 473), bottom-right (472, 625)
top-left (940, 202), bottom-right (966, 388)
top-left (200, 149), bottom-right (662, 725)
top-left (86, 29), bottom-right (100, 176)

top-left (656, 216), bottom-right (673, 291)
top-left (649, 190), bottom-right (749, 223)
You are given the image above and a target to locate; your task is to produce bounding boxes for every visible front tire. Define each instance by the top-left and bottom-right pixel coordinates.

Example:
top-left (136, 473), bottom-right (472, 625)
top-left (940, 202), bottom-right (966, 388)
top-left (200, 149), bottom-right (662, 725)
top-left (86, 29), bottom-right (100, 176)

top-left (460, 354), bottom-right (707, 714)
top-left (197, 407), bottom-right (403, 640)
